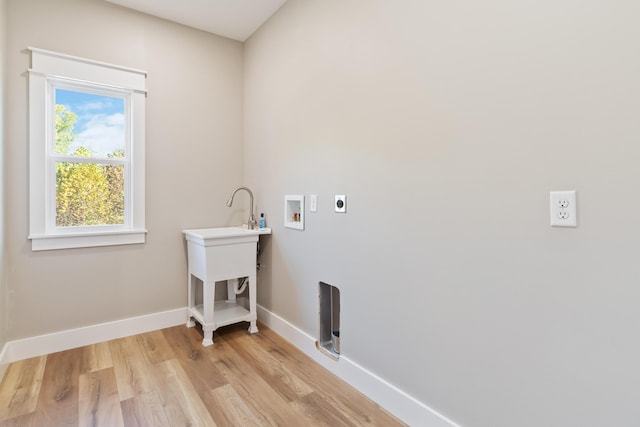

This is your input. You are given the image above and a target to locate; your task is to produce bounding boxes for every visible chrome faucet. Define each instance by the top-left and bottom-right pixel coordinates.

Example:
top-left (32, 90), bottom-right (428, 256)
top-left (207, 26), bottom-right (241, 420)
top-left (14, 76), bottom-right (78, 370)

top-left (226, 186), bottom-right (257, 229)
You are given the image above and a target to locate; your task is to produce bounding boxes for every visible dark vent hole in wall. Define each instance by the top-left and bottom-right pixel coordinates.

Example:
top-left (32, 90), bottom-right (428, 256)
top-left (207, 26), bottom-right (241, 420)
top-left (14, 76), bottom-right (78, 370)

top-left (318, 282), bottom-right (340, 359)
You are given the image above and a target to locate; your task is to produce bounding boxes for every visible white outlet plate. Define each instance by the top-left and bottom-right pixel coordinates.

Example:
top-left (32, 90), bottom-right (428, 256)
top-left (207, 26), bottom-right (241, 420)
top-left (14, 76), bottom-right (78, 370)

top-left (550, 191), bottom-right (577, 227)
top-left (335, 195), bottom-right (346, 213)
top-left (310, 194), bottom-right (317, 212)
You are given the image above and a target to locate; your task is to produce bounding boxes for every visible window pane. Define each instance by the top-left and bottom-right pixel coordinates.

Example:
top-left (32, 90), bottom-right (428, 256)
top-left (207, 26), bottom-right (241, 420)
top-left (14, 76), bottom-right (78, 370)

top-left (56, 162), bottom-right (125, 226)
top-left (54, 89), bottom-right (126, 157)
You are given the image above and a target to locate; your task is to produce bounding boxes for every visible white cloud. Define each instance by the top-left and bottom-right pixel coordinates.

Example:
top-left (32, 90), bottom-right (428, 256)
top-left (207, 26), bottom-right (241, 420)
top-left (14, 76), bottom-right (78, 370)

top-left (71, 113), bottom-right (125, 157)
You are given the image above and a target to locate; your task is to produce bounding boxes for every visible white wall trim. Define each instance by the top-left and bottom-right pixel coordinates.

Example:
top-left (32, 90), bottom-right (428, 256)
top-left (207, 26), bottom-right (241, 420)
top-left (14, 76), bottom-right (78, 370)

top-left (257, 304), bottom-right (461, 427)
top-left (0, 307), bottom-right (186, 365)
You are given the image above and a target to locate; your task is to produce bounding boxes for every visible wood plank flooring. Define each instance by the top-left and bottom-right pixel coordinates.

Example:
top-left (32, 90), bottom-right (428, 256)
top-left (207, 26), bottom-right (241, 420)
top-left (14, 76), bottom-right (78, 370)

top-left (0, 323), bottom-right (405, 426)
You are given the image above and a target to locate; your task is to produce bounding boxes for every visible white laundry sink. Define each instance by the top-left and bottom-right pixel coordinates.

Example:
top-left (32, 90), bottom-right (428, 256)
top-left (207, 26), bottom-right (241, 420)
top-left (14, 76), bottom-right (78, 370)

top-left (182, 226), bottom-right (271, 346)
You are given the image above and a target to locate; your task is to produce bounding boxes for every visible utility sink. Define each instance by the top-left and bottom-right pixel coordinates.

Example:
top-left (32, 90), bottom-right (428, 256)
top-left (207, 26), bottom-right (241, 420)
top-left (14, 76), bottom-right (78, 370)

top-left (183, 226), bottom-right (271, 346)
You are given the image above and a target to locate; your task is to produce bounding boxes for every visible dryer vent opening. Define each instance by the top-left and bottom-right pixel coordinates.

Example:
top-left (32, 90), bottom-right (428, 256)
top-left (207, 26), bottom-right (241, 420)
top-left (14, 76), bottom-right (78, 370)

top-left (317, 282), bottom-right (340, 359)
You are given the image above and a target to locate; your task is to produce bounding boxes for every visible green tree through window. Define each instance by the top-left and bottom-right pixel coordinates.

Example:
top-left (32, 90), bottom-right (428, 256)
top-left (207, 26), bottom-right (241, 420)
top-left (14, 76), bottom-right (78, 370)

top-left (54, 103), bottom-right (125, 227)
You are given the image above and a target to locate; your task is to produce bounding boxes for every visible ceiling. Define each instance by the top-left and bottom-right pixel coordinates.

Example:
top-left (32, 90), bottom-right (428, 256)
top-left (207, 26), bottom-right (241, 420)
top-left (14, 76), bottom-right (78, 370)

top-left (103, 0), bottom-right (287, 42)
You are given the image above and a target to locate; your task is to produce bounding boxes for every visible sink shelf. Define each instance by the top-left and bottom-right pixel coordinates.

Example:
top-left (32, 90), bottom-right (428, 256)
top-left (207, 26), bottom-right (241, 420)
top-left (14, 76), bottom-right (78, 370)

top-left (190, 302), bottom-right (252, 330)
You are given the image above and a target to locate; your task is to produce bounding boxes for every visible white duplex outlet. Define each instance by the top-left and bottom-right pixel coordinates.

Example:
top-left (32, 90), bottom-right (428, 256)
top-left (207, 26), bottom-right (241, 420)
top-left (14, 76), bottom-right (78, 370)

top-left (550, 191), bottom-right (577, 227)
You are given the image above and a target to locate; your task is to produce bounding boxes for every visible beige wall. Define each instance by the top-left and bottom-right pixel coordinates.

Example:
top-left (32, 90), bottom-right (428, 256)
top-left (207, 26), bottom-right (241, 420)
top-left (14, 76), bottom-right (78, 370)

top-left (0, 0), bottom-right (7, 355)
top-left (5, 0), bottom-right (245, 339)
top-left (245, 1), bottom-right (640, 426)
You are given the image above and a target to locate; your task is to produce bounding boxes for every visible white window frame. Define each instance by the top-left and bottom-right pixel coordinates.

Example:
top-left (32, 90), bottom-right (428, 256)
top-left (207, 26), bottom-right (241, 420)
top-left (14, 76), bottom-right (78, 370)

top-left (28, 47), bottom-right (147, 251)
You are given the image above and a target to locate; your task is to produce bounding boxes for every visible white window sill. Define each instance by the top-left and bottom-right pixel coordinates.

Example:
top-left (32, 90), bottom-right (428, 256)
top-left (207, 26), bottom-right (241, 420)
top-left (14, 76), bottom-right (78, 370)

top-left (29, 229), bottom-right (147, 251)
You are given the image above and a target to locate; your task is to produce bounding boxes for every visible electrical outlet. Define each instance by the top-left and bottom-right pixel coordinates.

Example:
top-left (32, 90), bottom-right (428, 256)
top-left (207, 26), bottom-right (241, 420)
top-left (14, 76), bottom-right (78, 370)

top-left (550, 191), bottom-right (576, 227)
top-left (335, 195), bottom-right (346, 213)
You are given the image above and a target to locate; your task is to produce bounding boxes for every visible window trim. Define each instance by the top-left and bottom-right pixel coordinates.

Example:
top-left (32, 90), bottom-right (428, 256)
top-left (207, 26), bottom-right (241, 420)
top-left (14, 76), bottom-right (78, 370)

top-left (28, 47), bottom-right (147, 251)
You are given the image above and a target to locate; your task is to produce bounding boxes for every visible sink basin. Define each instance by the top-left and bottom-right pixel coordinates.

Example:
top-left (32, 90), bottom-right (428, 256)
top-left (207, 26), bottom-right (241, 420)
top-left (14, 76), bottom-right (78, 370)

top-left (183, 226), bottom-right (271, 246)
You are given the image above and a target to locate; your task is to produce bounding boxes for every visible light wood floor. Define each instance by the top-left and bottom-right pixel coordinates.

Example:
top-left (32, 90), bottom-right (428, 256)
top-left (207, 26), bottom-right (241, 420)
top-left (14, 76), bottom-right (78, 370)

top-left (0, 322), bottom-right (405, 426)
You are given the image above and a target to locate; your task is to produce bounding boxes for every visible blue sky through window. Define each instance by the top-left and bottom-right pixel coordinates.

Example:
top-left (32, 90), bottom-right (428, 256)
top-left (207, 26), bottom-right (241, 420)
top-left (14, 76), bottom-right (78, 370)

top-left (55, 89), bottom-right (125, 157)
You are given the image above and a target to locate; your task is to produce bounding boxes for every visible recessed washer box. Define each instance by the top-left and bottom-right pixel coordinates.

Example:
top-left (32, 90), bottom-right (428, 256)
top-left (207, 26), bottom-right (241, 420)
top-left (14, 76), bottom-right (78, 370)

top-left (284, 195), bottom-right (304, 230)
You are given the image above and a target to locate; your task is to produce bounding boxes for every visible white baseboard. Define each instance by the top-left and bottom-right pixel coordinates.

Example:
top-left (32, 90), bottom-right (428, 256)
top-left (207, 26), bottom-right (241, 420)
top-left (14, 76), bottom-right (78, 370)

top-left (257, 304), bottom-right (461, 427)
top-left (0, 307), bottom-right (187, 365)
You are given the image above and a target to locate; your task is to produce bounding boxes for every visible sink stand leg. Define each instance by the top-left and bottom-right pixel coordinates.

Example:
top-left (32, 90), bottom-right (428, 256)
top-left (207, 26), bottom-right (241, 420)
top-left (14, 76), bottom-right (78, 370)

top-left (249, 321), bottom-right (258, 334)
top-left (248, 273), bottom-right (259, 334)
top-left (201, 281), bottom-right (215, 346)
top-left (202, 327), bottom-right (214, 346)
top-left (187, 272), bottom-right (197, 327)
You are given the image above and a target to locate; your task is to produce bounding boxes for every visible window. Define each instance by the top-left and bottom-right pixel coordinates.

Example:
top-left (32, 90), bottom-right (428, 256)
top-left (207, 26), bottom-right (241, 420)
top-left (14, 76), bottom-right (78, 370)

top-left (28, 48), bottom-right (146, 251)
